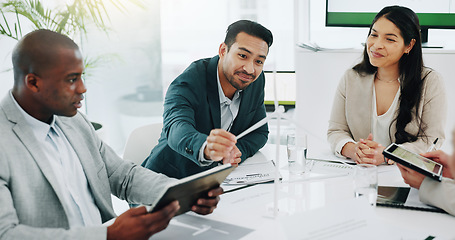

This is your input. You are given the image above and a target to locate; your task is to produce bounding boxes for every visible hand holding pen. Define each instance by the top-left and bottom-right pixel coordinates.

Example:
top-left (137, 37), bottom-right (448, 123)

top-left (426, 138), bottom-right (439, 152)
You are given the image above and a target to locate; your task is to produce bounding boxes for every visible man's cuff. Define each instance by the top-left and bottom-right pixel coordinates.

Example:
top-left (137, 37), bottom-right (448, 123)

top-left (198, 141), bottom-right (214, 166)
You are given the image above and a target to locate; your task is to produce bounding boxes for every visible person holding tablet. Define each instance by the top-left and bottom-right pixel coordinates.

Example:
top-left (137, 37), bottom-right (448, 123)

top-left (327, 5), bottom-right (447, 165)
top-left (397, 129), bottom-right (455, 215)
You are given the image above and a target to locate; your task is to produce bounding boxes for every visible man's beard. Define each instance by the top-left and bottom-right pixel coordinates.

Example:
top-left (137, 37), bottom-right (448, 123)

top-left (226, 70), bottom-right (256, 90)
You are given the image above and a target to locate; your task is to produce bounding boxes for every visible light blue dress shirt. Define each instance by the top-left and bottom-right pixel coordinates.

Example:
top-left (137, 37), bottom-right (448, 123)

top-left (10, 91), bottom-right (102, 228)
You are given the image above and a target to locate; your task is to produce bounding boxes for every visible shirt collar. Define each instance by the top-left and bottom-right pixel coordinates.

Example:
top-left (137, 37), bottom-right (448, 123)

top-left (216, 68), bottom-right (242, 105)
top-left (9, 90), bottom-right (57, 140)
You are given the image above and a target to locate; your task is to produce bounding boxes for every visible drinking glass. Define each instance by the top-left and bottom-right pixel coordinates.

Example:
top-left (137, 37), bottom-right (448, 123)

top-left (287, 133), bottom-right (307, 175)
top-left (354, 164), bottom-right (378, 206)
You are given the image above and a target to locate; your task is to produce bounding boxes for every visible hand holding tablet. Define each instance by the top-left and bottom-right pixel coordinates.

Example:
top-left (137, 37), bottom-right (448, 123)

top-left (383, 143), bottom-right (443, 182)
top-left (145, 164), bottom-right (235, 215)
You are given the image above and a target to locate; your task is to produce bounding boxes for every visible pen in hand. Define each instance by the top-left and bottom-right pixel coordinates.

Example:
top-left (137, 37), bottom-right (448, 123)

top-left (426, 138), bottom-right (439, 152)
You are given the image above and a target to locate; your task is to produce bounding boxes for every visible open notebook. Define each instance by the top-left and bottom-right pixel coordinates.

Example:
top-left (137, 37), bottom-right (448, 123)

top-left (223, 160), bottom-right (278, 185)
top-left (222, 151), bottom-right (281, 194)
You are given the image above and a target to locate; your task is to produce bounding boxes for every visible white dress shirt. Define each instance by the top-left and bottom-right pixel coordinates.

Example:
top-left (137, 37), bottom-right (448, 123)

top-left (10, 91), bottom-right (102, 228)
top-left (198, 69), bottom-right (242, 165)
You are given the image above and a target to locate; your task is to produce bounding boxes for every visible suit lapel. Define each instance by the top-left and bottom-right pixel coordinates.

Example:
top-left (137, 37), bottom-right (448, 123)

top-left (1, 95), bottom-right (69, 212)
top-left (349, 74), bottom-right (374, 139)
top-left (56, 117), bottom-right (108, 204)
top-left (207, 56), bottom-right (221, 128)
top-left (13, 123), bottom-right (67, 197)
top-left (362, 75), bottom-right (374, 135)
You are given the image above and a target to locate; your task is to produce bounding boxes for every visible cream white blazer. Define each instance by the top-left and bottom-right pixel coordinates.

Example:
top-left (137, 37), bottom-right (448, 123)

top-left (327, 67), bottom-right (447, 155)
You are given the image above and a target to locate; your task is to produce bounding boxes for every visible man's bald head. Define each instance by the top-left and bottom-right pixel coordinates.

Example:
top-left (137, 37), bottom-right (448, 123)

top-left (12, 29), bottom-right (79, 85)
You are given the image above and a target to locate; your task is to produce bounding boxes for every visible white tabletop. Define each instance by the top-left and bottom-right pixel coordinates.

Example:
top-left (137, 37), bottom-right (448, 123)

top-left (211, 145), bottom-right (453, 239)
top-left (112, 144), bottom-right (455, 239)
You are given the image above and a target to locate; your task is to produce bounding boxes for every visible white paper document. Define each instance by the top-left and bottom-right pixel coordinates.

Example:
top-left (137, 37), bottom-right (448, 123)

top-left (223, 151), bottom-right (280, 185)
top-left (224, 160), bottom-right (277, 185)
top-left (280, 198), bottom-right (390, 240)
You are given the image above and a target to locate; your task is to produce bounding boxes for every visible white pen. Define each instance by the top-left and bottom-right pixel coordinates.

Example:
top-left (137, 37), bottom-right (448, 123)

top-left (235, 116), bottom-right (270, 140)
top-left (235, 106), bottom-right (285, 140)
top-left (426, 138), bottom-right (439, 152)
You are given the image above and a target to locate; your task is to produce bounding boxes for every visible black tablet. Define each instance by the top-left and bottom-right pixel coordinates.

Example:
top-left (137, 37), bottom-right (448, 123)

top-left (383, 143), bottom-right (443, 182)
top-left (145, 163), bottom-right (235, 216)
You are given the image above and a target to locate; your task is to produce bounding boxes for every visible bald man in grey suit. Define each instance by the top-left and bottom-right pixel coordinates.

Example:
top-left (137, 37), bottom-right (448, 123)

top-left (0, 29), bottom-right (223, 240)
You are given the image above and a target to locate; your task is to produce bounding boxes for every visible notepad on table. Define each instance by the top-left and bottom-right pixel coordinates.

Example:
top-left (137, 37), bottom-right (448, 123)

top-left (223, 160), bottom-right (280, 185)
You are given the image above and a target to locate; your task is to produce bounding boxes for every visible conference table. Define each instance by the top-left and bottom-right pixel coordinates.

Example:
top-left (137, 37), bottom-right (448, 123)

top-left (113, 143), bottom-right (455, 239)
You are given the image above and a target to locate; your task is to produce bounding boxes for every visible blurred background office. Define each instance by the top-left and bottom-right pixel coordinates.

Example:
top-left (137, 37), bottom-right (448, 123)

top-left (0, 0), bottom-right (454, 154)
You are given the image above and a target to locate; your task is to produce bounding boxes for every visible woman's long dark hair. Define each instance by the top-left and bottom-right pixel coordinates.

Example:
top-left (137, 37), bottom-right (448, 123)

top-left (353, 5), bottom-right (427, 144)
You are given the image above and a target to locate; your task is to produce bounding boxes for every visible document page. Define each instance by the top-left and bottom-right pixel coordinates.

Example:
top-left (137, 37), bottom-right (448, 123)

top-left (223, 151), bottom-right (280, 185)
top-left (280, 198), bottom-right (390, 239)
top-left (224, 160), bottom-right (278, 185)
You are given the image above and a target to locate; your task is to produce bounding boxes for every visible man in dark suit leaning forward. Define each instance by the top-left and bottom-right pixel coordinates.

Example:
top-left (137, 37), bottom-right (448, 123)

top-left (142, 20), bottom-right (273, 179)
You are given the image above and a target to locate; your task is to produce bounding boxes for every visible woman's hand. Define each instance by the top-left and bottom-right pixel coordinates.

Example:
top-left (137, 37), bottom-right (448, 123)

top-left (341, 134), bottom-right (385, 165)
top-left (355, 133), bottom-right (386, 165)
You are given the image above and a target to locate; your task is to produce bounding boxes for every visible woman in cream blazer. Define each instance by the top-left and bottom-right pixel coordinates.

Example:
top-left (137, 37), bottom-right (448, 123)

top-left (327, 6), bottom-right (447, 165)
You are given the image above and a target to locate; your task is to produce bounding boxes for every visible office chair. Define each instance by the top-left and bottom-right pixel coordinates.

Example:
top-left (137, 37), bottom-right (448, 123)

top-left (123, 122), bottom-right (163, 165)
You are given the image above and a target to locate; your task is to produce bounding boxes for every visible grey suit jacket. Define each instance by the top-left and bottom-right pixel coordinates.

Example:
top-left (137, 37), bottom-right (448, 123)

top-left (327, 67), bottom-right (447, 156)
top-left (0, 94), bottom-right (173, 239)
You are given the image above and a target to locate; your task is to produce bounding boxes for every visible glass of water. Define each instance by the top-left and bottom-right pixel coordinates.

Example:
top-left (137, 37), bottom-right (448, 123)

top-left (287, 133), bottom-right (307, 175)
top-left (354, 164), bottom-right (378, 206)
